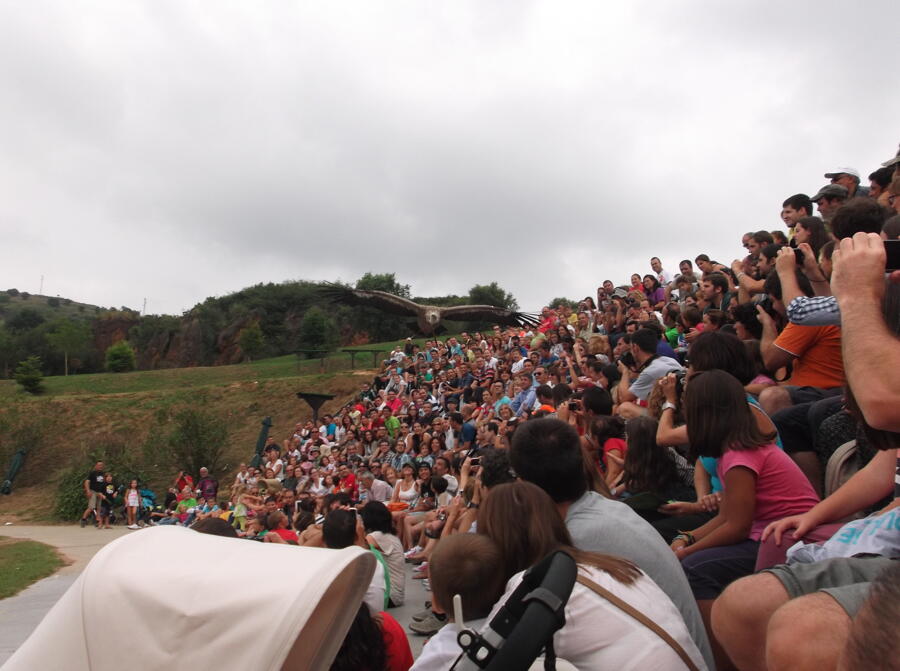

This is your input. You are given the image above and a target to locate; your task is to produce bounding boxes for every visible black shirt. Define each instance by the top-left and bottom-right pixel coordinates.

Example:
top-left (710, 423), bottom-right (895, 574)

top-left (88, 470), bottom-right (106, 493)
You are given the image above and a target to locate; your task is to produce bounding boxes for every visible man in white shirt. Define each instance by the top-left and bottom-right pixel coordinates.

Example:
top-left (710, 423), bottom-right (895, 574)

top-left (358, 471), bottom-right (392, 503)
top-left (651, 256), bottom-right (673, 285)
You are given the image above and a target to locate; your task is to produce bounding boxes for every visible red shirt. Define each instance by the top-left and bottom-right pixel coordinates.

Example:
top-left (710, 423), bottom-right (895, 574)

top-left (380, 612), bottom-right (414, 671)
top-left (340, 473), bottom-right (358, 500)
top-left (271, 528), bottom-right (298, 543)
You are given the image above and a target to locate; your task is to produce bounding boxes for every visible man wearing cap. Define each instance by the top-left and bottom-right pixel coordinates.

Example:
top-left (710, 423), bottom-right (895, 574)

top-left (823, 167), bottom-right (868, 198)
top-left (810, 183), bottom-right (849, 223)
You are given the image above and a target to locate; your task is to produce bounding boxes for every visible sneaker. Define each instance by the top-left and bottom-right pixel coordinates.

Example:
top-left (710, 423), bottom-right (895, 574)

top-left (404, 546), bottom-right (422, 558)
top-left (411, 603), bottom-right (433, 622)
top-left (409, 612), bottom-right (446, 636)
top-left (421, 579), bottom-right (431, 591)
top-left (127, 524), bottom-right (140, 530)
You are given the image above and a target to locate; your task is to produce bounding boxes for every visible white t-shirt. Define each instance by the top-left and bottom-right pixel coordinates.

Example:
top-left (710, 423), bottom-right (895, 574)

top-left (370, 531), bottom-right (405, 606)
top-left (363, 560), bottom-right (386, 615)
top-left (410, 618), bottom-right (487, 671)
top-left (485, 565), bottom-right (706, 670)
top-left (265, 459), bottom-right (284, 481)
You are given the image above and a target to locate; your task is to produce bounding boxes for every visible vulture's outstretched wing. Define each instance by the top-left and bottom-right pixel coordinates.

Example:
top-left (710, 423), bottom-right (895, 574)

top-left (441, 304), bottom-right (541, 328)
top-left (317, 283), bottom-right (422, 318)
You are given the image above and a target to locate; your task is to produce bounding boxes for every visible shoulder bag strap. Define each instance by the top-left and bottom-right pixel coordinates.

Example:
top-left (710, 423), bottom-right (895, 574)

top-left (575, 575), bottom-right (699, 671)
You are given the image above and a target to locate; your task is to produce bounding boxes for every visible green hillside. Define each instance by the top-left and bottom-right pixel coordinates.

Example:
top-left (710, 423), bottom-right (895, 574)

top-left (0, 290), bottom-right (103, 323)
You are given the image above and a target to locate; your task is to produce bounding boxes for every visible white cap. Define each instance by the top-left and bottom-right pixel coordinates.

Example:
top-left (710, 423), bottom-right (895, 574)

top-left (823, 167), bottom-right (860, 179)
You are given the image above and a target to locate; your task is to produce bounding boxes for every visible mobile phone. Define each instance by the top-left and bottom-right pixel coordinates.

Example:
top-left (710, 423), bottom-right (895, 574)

top-left (886, 240), bottom-right (900, 272)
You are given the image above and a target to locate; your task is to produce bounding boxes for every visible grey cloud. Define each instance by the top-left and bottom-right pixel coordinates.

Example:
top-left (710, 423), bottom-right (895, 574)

top-left (1, 1), bottom-right (898, 315)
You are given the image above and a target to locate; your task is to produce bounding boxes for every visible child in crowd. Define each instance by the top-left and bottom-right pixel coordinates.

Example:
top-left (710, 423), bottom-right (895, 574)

top-left (124, 478), bottom-right (141, 529)
top-left (410, 534), bottom-right (507, 670)
top-left (99, 473), bottom-right (116, 529)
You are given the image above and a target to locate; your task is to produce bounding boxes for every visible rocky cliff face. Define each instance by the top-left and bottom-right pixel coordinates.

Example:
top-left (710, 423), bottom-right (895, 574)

top-left (93, 317), bottom-right (139, 357)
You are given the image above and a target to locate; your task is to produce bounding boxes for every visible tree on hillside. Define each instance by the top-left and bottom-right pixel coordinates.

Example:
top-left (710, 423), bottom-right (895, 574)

top-left (46, 320), bottom-right (92, 376)
top-left (14, 356), bottom-right (44, 394)
top-left (238, 322), bottom-right (266, 362)
top-left (468, 282), bottom-right (519, 310)
top-left (7, 308), bottom-right (44, 332)
top-left (0, 326), bottom-right (14, 377)
top-left (549, 297), bottom-right (579, 311)
top-left (355, 272), bottom-right (411, 298)
top-left (349, 273), bottom-right (412, 342)
top-left (167, 408), bottom-right (228, 477)
top-left (297, 306), bottom-right (338, 355)
top-left (105, 341), bottom-right (136, 373)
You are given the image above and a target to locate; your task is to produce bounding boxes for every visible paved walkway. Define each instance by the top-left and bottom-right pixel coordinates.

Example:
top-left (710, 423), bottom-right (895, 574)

top-left (0, 524), bottom-right (431, 663)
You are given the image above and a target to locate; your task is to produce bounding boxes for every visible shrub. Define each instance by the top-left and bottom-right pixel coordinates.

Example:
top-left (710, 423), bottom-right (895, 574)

top-left (167, 408), bottom-right (228, 476)
top-left (14, 356), bottom-right (44, 394)
top-left (47, 297), bottom-right (60, 308)
top-left (105, 341), bottom-right (136, 372)
top-left (238, 321), bottom-right (266, 361)
top-left (20, 292), bottom-right (30, 300)
top-left (6, 288), bottom-right (19, 296)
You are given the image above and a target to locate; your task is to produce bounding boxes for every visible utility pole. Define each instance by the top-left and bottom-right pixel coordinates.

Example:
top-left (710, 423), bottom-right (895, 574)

top-left (39, 275), bottom-right (44, 295)
top-left (142, 298), bottom-right (147, 315)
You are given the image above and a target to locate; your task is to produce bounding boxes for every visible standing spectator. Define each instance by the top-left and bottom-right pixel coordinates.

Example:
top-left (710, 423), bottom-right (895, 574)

top-left (80, 461), bottom-right (106, 528)
top-left (650, 256), bottom-right (672, 285)
top-left (824, 167), bottom-right (868, 198)
top-left (811, 183), bottom-right (849, 223)
top-left (781, 193), bottom-right (813, 235)
top-left (124, 479), bottom-right (141, 529)
top-left (509, 418), bottom-right (713, 668)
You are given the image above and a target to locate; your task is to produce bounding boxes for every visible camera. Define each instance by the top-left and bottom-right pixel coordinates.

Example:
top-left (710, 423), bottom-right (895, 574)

top-left (793, 247), bottom-right (805, 265)
top-left (620, 351), bottom-right (636, 369)
top-left (673, 369), bottom-right (687, 397)
top-left (470, 457), bottom-right (481, 467)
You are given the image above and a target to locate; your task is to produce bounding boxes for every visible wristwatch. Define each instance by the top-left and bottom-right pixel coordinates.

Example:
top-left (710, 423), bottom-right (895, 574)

top-left (661, 401), bottom-right (677, 412)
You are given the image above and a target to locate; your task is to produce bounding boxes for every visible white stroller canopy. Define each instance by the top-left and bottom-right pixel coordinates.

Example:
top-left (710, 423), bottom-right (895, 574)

top-left (2, 526), bottom-right (375, 671)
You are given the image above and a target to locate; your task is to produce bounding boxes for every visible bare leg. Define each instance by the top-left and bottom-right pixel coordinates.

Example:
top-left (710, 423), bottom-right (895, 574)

top-left (759, 386), bottom-right (792, 417)
top-left (766, 593), bottom-right (850, 671)
top-left (712, 573), bottom-right (790, 671)
top-left (697, 599), bottom-right (737, 671)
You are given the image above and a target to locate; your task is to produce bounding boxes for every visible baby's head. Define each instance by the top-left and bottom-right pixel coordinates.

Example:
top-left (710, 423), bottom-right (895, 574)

top-left (429, 534), bottom-right (506, 621)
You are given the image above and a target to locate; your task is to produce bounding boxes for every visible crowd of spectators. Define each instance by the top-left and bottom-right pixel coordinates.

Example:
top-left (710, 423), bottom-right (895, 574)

top-left (77, 149), bottom-right (900, 670)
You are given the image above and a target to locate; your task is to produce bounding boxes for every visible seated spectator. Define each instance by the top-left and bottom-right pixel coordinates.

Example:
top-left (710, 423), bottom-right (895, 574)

top-left (323, 509), bottom-right (386, 614)
top-left (410, 534), bottom-right (507, 670)
top-left (675, 370), bottom-right (818, 668)
top-left (616, 328), bottom-right (684, 419)
top-left (478, 481), bottom-right (706, 670)
top-left (361, 501), bottom-right (405, 608)
top-left (331, 604), bottom-right (413, 671)
top-left (260, 511), bottom-right (298, 544)
top-left (509, 417), bottom-right (713, 667)
top-left (614, 416), bottom-right (694, 521)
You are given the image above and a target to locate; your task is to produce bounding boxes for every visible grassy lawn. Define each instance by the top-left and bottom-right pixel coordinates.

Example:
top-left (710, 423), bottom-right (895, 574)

top-left (0, 537), bottom-right (64, 599)
top-left (0, 334), bottom-right (456, 399)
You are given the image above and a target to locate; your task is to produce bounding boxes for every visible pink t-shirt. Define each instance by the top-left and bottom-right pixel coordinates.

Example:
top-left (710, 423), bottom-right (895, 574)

top-left (717, 444), bottom-right (819, 541)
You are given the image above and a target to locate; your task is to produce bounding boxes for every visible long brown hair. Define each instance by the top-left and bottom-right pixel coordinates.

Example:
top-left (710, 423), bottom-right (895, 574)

top-left (478, 481), bottom-right (639, 585)
top-left (683, 369), bottom-right (777, 459)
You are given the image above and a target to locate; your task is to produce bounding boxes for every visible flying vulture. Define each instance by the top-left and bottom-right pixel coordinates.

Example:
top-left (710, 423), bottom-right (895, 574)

top-left (318, 283), bottom-right (540, 335)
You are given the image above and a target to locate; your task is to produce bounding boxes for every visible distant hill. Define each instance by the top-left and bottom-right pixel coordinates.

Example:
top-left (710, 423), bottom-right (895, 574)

top-left (0, 289), bottom-right (105, 323)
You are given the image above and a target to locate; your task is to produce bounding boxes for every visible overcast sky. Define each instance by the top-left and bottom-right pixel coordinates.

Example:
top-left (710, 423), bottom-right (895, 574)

top-left (1, 1), bottom-right (898, 316)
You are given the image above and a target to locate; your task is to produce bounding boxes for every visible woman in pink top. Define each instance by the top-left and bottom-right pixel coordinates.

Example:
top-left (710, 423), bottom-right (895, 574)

top-left (672, 370), bottom-right (819, 665)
